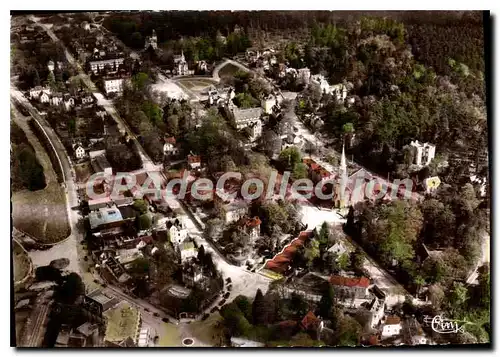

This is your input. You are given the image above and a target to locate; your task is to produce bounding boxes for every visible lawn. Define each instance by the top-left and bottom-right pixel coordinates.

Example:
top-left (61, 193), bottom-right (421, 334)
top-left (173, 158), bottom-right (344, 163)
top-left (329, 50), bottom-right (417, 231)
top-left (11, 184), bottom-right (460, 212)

top-left (13, 240), bottom-right (31, 283)
top-left (158, 323), bottom-right (182, 347)
top-left (176, 78), bottom-right (217, 91)
top-left (74, 161), bottom-right (94, 184)
top-left (12, 182), bottom-right (70, 244)
top-left (185, 313), bottom-right (224, 345)
top-left (103, 301), bottom-right (141, 344)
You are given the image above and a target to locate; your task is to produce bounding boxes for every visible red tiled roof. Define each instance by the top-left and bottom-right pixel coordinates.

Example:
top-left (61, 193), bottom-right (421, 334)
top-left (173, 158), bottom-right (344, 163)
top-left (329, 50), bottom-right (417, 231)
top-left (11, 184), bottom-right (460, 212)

top-left (385, 316), bottom-right (401, 325)
top-left (329, 275), bottom-right (370, 288)
top-left (301, 311), bottom-right (320, 331)
top-left (188, 155), bottom-right (201, 164)
top-left (165, 136), bottom-right (176, 145)
top-left (245, 216), bottom-right (262, 227)
top-left (264, 231), bottom-right (313, 273)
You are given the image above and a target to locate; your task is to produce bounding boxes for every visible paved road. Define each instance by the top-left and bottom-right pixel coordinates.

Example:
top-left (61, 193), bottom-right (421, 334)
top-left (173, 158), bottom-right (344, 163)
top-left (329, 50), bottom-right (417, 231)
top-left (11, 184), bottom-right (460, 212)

top-left (33, 15), bottom-right (272, 305)
top-left (31, 16), bottom-right (156, 171)
top-left (11, 87), bottom-right (84, 276)
top-left (288, 102), bottom-right (420, 307)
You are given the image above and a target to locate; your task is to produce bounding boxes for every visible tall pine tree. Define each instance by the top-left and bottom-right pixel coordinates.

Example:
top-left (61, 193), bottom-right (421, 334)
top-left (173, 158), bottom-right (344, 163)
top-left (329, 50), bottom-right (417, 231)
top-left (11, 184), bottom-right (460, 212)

top-left (252, 289), bottom-right (267, 325)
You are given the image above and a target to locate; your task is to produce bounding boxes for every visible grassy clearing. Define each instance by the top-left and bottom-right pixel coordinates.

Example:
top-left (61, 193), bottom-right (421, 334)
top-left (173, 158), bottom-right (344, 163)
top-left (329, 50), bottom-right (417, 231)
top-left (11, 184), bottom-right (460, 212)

top-left (158, 323), bottom-right (183, 346)
top-left (74, 161), bottom-right (93, 183)
top-left (13, 240), bottom-right (31, 282)
top-left (12, 182), bottom-right (70, 244)
top-left (186, 313), bottom-right (224, 345)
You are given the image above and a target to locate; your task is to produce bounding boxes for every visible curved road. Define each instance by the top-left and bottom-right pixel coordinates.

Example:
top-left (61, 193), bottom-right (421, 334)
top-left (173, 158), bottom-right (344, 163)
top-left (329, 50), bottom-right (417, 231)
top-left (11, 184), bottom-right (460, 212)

top-left (11, 87), bottom-right (84, 276)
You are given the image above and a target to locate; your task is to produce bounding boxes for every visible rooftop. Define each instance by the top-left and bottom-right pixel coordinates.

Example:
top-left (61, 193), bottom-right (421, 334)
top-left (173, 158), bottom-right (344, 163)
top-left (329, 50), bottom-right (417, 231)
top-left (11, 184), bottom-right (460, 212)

top-left (329, 275), bottom-right (371, 288)
top-left (233, 107), bottom-right (263, 122)
top-left (89, 205), bottom-right (124, 229)
top-left (103, 301), bottom-right (141, 344)
top-left (385, 316), bottom-right (401, 325)
top-left (301, 311), bottom-right (321, 331)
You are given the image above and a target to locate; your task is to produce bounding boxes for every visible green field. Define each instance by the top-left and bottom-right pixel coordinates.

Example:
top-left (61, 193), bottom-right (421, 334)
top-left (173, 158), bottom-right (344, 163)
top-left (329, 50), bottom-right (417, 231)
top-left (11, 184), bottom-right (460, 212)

top-left (12, 182), bottom-right (70, 244)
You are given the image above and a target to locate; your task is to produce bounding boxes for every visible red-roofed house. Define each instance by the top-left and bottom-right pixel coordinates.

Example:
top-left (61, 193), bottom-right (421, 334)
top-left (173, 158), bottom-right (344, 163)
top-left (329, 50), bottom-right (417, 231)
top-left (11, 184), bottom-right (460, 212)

top-left (264, 231), bottom-right (312, 274)
top-left (329, 275), bottom-right (372, 307)
top-left (301, 311), bottom-right (321, 332)
top-left (244, 216), bottom-right (261, 242)
top-left (163, 137), bottom-right (178, 156)
top-left (187, 155), bottom-right (201, 170)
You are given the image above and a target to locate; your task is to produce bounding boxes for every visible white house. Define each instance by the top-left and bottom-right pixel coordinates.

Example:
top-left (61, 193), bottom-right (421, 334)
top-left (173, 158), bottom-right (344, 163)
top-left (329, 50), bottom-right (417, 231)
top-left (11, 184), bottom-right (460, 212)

top-left (179, 241), bottom-right (197, 262)
top-left (310, 74), bottom-right (331, 94)
top-left (187, 155), bottom-right (201, 170)
top-left (409, 140), bottom-right (436, 166)
top-left (169, 224), bottom-right (188, 245)
top-left (261, 95), bottom-right (277, 114)
top-left (244, 216), bottom-right (261, 242)
top-left (63, 96), bottom-right (75, 111)
top-left (224, 200), bottom-right (248, 224)
top-left (73, 144), bottom-right (86, 159)
top-left (163, 137), bottom-right (178, 156)
top-left (197, 60), bottom-right (208, 72)
top-left (381, 316), bottom-right (402, 338)
top-left (327, 241), bottom-right (348, 257)
top-left (50, 94), bottom-right (63, 106)
top-left (40, 92), bottom-right (50, 103)
top-left (297, 68), bottom-right (311, 83)
top-left (229, 105), bottom-right (263, 142)
top-left (103, 77), bottom-right (127, 95)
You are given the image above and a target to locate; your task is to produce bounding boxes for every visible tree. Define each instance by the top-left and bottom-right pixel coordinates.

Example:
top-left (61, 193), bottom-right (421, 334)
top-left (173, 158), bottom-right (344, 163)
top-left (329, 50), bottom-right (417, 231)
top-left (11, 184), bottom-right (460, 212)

top-left (138, 214), bottom-right (152, 230)
top-left (448, 282), bottom-right (469, 314)
top-left (278, 146), bottom-right (302, 171)
top-left (252, 288), bottom-right (267, 325)
top-left (132, 72), bottom-right (149, 91)
top-left (133, 199), bottom-right (148, 214)
top-left (428, 284), bottom-right (445, 309)
top-left (234, 295), bottom-right (252, 322)
top-left (292, 162), bottom-right (308, 180)
top-left (304, 239), bottom-right (320, 268)
top-left (351, 248), bottom-right (366, 276)
top-left (129, 257), bottom-right (150, 278)
top-left (332, 315), bottom-right (362, 346)
top-left (197, 245), bottom-right (205, 262)
top-left (318, 285), bottom-right (335, 319)
top-left (47, 70), bottom-right (57, 91)
top-left (167, 115), bottom-right (179, 137)
top-left (142, 101), bottom-right (163, 125)
top-left (55, 273), bottom-right (85, 304)
top-left (337, 253), bottom-right (350, 271)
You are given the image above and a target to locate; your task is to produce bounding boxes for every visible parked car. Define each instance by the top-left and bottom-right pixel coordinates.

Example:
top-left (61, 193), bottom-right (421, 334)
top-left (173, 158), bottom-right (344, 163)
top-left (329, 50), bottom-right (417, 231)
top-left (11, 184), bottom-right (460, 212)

top-left (223, 292), bottom-right (230, 299)
top-left (210, 306), bottom-right (219, 313)
top-left (144, 308), bottom-right (150, 312)
top-left (226, 277), bottom-right (232, 284)
top-left (218, 299), bottom-right (227, 306)
top-left (162, 317), bottom-right (169, 323)
top-left (202, 313), bottom-right (209, 321)
top-left (153, 312), bottom-right (160, 317)
top-left (101, 283), bottom-right (107, 288)
top-left (227, 284), bottom-right (232, 291)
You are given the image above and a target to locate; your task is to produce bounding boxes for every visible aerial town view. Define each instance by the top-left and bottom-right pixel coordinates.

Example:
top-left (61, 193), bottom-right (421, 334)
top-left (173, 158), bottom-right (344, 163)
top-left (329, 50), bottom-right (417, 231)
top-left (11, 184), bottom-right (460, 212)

top-left (10, 10), bottom-right (490, 348)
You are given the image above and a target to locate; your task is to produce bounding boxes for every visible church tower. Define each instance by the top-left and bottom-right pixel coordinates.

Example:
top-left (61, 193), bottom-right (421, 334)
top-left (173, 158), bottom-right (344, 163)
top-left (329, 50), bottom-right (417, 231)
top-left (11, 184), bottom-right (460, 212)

top-left (151, 29), bottom-right (157, 50)
top-left (334, 142), bottom-right (349, 209)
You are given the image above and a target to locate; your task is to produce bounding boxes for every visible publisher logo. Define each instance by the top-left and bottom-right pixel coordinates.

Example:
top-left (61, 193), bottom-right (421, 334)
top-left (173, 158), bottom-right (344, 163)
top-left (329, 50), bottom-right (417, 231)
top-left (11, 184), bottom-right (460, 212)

top-left (423, 315), bottom-right (471, 334)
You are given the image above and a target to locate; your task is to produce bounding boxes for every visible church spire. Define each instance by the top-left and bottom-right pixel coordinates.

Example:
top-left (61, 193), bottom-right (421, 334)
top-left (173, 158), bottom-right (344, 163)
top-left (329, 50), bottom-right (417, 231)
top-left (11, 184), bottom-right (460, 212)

top-left (340, 142), bottom-right (346, 173)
